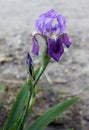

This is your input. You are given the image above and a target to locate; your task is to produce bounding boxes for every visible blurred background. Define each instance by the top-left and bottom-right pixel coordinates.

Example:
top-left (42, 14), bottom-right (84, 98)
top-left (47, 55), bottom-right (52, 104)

top-left (0, 0), bottom-right (89, 129)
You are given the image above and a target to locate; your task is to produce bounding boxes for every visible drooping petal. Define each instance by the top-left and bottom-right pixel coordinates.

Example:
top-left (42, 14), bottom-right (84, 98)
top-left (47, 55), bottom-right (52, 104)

top-left (61, 33), bottom-right (72, 47)
top-left (32, 35), bottom-right (39, 55)
top-left (47, 38), bottom-right (64, 62)
top-left (26, 52), bottom-right (33, 76)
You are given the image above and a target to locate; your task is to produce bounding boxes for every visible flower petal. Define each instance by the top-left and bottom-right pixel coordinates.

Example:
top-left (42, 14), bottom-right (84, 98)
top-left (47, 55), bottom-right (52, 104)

top-left (47, 38), bottom-right (64, 62)
top-left (61, 33), bottom-right (72, 47)
top-left (57, 15), bottom-right (66, 33)
top-left (35, 16), bottom-right (53, 36)
top-left (32, 36), bottom-right (39, 55)
top-left (35, 9), bottom-right (66, 37)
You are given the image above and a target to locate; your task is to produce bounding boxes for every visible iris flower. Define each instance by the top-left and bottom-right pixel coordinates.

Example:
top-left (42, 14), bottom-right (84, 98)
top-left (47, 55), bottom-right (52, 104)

top-left (32, 9), bottom-right (71, 61)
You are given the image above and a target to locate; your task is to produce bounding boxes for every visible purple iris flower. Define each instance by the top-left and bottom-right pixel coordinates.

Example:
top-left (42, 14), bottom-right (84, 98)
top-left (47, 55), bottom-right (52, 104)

top-left (26, 52), bottom-right (33, 76)
top-left (32, 9), bottom-right (72, 61)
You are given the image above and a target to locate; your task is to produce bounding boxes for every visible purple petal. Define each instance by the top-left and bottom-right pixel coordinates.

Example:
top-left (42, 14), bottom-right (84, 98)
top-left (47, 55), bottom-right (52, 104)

top-left (35, 16), bottom-right (53, 36)
top-left (35, 9), bottom-right (67, 36)
top-left (43, 9), bottom-right (58, 18)
top-left (47, 38), bottom-right (64, 62)
top-left (61, 33), bottom-right (72, 47)
top-left (32, 36), bottom-right (39, 55)
top-left (57, 15), bottom-right (66, 33)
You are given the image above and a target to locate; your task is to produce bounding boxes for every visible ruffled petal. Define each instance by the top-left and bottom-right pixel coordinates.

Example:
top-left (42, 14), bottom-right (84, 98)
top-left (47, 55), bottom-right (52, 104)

top-left (57, 15), bottom-right (66, 33)
top-left (35, 16), bottom-right (53, 36)
top-left (35, 9), bottom-right (66, 37)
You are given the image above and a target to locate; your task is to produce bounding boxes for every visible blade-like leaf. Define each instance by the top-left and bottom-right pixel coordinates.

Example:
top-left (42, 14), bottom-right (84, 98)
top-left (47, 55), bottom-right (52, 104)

top-left (27, 97), bottom-right (79, 130)
top-left (0, 85), bottom-right (4, 93)
top-left (34, 66), bottom-right (40, 76)
top-left (9, 123), bottom-right (17, 130)
top-left (3, 81), bottom-right (32, 130)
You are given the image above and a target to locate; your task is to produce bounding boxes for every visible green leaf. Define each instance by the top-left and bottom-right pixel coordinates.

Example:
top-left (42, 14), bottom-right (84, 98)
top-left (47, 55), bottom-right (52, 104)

top-left (9, 123), bottom-right (17, 130)
top-left (34, 66), bottom-right (40, 76)
top-left (3, 81), bottom-right (32, 130)
top-left (27, 97), bottom-right (79, 130)
top-left (0, 85), bottom-right (4, 93)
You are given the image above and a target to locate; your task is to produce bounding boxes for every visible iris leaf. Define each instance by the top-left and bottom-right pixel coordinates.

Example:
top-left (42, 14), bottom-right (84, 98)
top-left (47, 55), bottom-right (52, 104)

top-left (3, 81), bottom-right (32, 130)
top-left (0, 85), bottom-right (4, 93)
top-left (27, 97), bottom-right (79, 130)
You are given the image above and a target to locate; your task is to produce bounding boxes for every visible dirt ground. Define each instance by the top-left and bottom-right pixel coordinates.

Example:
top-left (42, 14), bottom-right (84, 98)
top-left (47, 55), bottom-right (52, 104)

top-left (0, 0), bottom-right (89, 130)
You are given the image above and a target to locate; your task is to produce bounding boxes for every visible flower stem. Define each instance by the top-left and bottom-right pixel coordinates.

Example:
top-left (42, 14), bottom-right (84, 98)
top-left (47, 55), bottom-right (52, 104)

top-left (20, 52), bottom-right (50, 128)
top-left (33, 51), bottom-right (50, 88)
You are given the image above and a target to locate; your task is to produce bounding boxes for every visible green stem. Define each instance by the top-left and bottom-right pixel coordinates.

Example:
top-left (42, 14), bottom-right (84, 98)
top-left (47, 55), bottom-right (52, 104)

top-left (33, 52), bottom-right (50, 88)
top-left (33, 66), bottom-right (45, 87)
